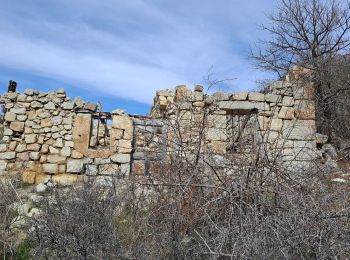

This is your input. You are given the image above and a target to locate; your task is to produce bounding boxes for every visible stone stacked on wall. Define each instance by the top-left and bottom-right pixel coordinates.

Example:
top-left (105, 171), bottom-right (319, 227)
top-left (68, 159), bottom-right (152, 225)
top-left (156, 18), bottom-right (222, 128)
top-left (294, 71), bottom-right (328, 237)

top-left (0, 68), bottom-right (319, 185)
top-left (150, 68), bottom-right (318, 172)
top-left (0, 89), bottom-right (133, 186)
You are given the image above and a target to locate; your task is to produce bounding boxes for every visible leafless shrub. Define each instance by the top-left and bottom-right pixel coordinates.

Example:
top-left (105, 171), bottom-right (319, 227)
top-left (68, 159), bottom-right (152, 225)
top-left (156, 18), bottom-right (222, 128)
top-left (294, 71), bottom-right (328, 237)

top-left (0, 177), bottom-right (22, 259)
top-left (119, 80), bottom-right (350, 259)
top-left (28, 182), bottom-right (126, 259)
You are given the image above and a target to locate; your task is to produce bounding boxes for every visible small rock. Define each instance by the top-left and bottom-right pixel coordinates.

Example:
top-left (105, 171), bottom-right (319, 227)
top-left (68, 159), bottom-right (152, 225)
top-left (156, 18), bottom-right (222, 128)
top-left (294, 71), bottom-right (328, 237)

top-left (31, 101), bottom-right (43, 108)
top-left (24, 89), bottom-right (34, 96)
top-left (35, 183), bottom-right (47, 193)
top-left (316, 133), bottom-right (328, 145)
top-left (61, 101), bottom-right (74, 110)
top-left (83, 102), bottom-right (98, 112)
top-left (194, 85), bottom-right (204, 92)
top-left (331, 178), bottom-right (347, 183)
top-left (44, 102), bottom-right (56, 110)
top-left (323, 144), bottom-right (337, 160)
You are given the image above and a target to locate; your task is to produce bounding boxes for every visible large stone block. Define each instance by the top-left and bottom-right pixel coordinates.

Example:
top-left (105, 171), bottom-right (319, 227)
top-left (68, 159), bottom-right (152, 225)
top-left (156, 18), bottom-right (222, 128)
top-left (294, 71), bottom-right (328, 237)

top-left (278, 107), bottom-right (295, 119)
top-left (83, 102), bottom-right (98, 112)
top-left (29, 152), bottom-right (40, 161)
top-left (67, 159), bottom-right (84, 173)
top-left (258, 116), bottom-right (282, 131)
top-left (10, 107), bottom-right (26, 114)
top-left (86, 164), bottom-right (98, 176)
top-left (10, 122), bottom-right (24, 132)
top-left (31, 101), bottom-right (43, 108)
top-left (27, 144), bottom-right (41, 151)
top-left (52, 174), bottom-right (79, 186)
top-left (22, 171), bottom-right (36, 184)
top-left (3, 129), bottom-right (13, 136)
top-left (120, 163), bottom-right (130, 175)
top-left (248, 92), bottom-right (265, 102)
top-left (52, 116), bottom-right (63, 125)
top-left (47, 155), bottom-right (66, 164)
top-left (61, 101), bottom-right (74, 110)
top-left (175, 85), bottom-right (191, 102)
top-left (112, 115), bottom-right (133, 131)
top-left (282, 96), bottom-right (294, 106)
top-left (117, 140), bottom-right (132, 153)
top-left (294, 100), bottom-right (315, 120)
top-left (17, 152), bottom-right (29, 161)
top-left (99, 164), bottom-right (120, 176)
top-left (94, 176), bottom-right (113, 187)
top-left (212, 92), bottom-right (229, 102)
top-left (206, 128), bottom-right (227, 141)
top-left (282, 120), bottom-right (316, 140)
top-left (110, 154), bottom-right (131, 164)
top-left (293, 84), bottom-right (315, 100)
top-left (61, 147), bottom-right (71, 157)
top-left (25, 134), bottom-right (37, 144)
top-left (40, 118), bottom-right (52, 127)
top-left (0, 152), bottom-right (16, 160)
top-left (207, 115), bottom-right (226, 128)
top-left (231, 92), bottom-right (248, 101)
top-left (44, 102), bottom-right (56, 110)
top-left (219, 101), bottom-right (268, 112)
top-left (5, 112), bottom-right (16, 122)
top-left (42, 164), bottom-right (58, 174)
top-left (0, 161), bottom-right (7, 173)
top-left (17, 115), bottom-right (27, 121)
top-left (265, 94), bottom-right (281, 103)
top-left (0, 144), bottom-right (7, 152)
top-left (35, 174), bottom-right (51, 184)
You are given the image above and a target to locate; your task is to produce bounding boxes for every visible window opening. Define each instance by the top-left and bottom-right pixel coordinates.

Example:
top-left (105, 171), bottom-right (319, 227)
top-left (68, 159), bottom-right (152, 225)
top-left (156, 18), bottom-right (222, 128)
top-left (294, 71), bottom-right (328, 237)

top-left (89, 113), bottom-right (112, 148)
top-left (226, 111), bottom-right (258, 154)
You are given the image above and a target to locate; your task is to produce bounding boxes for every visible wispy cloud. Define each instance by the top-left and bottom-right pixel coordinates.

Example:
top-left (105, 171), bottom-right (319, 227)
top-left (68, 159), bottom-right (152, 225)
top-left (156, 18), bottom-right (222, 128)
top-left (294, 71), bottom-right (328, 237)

top-left (0, 0), bottom-right (275, 108)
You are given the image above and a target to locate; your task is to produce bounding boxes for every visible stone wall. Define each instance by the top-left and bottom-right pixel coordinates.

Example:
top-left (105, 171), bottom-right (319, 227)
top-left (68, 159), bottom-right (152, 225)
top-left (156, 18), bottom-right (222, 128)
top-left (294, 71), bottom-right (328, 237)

top-left (150, 67), bottom-right (318, 172)
top-left (0, 89), bottom-right (133, 185)
top-left (0, 67), bottom-right (319, 185)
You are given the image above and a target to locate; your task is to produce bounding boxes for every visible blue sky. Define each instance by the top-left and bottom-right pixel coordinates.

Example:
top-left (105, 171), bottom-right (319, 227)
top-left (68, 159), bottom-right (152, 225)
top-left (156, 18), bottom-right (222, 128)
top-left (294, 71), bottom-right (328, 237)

top-left (0, 0), bottom-right (275, 114)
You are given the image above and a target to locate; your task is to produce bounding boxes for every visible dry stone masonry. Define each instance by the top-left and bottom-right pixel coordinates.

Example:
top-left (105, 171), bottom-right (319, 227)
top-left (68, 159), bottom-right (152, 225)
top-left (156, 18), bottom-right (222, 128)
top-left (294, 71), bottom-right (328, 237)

top-left (0, 67), bottom-right (322, 186)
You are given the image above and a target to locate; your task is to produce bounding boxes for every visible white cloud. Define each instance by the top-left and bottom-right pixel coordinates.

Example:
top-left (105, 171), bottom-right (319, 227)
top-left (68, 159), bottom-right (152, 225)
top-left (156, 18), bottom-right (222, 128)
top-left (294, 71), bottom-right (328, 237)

top-left (0, 0), bottom-right (275, 104)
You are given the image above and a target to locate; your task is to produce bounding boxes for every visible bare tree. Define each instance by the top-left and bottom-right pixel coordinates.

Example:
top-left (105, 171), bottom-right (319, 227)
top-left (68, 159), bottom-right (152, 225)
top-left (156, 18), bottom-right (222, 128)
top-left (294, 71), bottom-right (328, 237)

top-left (252, 0), bottom-right (350, 144)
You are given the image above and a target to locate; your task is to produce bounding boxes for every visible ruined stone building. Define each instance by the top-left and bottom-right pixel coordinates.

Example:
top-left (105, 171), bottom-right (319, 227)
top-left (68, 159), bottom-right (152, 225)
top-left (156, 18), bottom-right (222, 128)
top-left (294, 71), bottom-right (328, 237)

top-left (0, 67), bottom-right (321, 186)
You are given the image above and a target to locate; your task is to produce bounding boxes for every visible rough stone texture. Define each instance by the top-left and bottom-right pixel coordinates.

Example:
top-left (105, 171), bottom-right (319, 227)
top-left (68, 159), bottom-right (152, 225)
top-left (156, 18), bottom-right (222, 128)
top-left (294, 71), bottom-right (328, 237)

top-left (278, 107), bottom-right (295, 119)
top-left (231, 92), bottom-right (248, 101)
top-left (67, 159), bottom-right (84, 173)
top-left (10, 122), bottom-right (24, 132)
top-left (22, 171), bottom-right (36, 184)
top-left (99, 164), bottom-right (120, 176)
top-left (52, 174), bottom-right (79, 186)
top-left (86, 164), bottom-right (98, 176)
top-left (110, 154), bottom-right (131, 164)
top-left (248, 92), bottom-right (265, 102)
top-left (316, 133), bottom-right (328, 145)
top-left (282, 120), bottom-right (316, 140)
top-left (219, 101), bottom-right (268, 111)
top-left (42, 164), bottom-right (58, 174)
top-left (0, 152), bottom-right (16, 160)
top-left (0, 69), bottom-right (318, 182)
